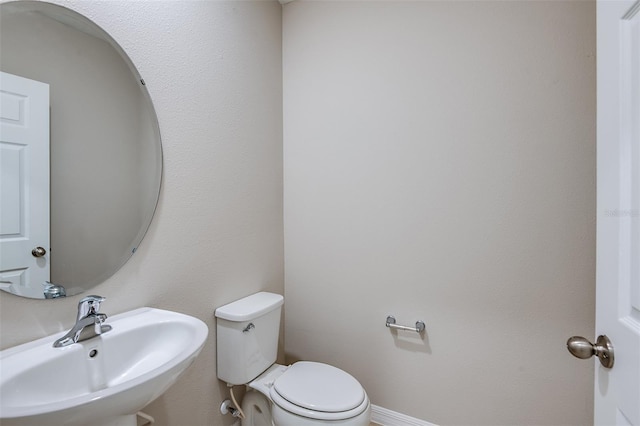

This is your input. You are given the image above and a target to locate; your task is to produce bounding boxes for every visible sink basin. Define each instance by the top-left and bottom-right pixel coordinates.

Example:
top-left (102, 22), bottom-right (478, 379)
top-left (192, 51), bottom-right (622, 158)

top-left (0, 307), bottom-right (208, 426)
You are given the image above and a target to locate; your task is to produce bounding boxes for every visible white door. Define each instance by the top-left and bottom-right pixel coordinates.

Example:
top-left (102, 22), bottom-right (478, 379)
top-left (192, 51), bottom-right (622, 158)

top-left (0, 72), bottom-right (50, 298)
top-left (595, 0), bottom-right (640, 424)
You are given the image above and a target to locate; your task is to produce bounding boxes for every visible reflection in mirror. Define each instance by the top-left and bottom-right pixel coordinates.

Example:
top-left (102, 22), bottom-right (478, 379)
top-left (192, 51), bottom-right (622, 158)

top-left (0, 1), bottom-right (162, 299)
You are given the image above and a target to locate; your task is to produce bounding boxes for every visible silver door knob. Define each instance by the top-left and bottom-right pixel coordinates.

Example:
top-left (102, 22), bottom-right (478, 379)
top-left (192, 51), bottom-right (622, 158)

top-left (566, 335), bottom-right (614, 368)
top-left (31, 246), bottom-right (47, 257)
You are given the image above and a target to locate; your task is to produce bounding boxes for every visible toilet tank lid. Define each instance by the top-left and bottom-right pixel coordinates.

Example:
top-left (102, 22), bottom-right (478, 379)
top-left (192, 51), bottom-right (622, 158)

top-left (215, 292), bottom-right (284, 321)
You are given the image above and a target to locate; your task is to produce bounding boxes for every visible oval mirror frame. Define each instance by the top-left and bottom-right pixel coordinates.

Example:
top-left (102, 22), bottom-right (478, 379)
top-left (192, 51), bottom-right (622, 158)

top-left (0, 1), bottom-right (163, 299)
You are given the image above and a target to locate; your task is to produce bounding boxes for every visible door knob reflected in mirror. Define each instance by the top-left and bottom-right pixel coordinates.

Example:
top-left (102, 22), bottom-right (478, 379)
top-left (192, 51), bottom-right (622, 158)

top-left (566, 335), bottom-right (614, 369)
top-left (31, 247), bottom-right (46, 257)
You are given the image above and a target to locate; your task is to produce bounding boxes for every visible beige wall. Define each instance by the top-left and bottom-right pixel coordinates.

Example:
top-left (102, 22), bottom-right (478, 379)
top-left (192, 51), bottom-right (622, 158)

top-left (283, 1), bottom-right (596, 425)
top-left (0, 1), bottom-right (283, 425)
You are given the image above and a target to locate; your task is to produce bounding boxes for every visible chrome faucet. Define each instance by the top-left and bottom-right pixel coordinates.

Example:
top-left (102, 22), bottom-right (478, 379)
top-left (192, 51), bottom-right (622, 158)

top-left (53, 295), bottom-right (111, 348)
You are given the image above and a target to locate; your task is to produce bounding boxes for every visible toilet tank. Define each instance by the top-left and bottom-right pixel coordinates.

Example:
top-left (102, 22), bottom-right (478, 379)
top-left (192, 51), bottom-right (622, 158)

top-left (215, 292), bottom-right (284, 385)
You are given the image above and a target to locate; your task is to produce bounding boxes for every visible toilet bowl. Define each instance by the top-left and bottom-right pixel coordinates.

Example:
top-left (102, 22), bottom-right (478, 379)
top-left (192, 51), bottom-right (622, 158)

top-left (245, 362), bottom-right (371, 426)
top-left (215, 292), bottom-right (371, 426)
top-left (240, 390), bottom-right (272, 426)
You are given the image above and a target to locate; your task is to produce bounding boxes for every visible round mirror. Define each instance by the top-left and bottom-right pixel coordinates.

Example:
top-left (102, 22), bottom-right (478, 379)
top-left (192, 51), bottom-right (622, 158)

top-left (0, 1), bottom-right (162, 299)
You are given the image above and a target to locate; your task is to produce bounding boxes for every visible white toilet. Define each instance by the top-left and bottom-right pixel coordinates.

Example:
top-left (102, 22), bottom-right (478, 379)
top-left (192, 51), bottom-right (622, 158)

top-left (215, 292), bottom-right (371, 426)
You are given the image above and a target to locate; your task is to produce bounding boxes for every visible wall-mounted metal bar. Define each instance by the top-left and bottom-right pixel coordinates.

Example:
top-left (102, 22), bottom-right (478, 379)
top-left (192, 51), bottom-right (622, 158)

top-left (386, 315), bottom-right (425, 333)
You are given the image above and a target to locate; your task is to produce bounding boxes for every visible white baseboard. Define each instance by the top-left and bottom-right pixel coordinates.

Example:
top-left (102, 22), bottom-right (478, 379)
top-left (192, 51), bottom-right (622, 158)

top-left (371, 405), bottom-right (437, 426)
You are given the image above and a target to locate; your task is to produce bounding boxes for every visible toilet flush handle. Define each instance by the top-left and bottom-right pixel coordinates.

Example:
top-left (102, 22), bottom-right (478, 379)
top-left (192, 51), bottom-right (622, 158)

top-left (242, 323), bottom-right (255, 333)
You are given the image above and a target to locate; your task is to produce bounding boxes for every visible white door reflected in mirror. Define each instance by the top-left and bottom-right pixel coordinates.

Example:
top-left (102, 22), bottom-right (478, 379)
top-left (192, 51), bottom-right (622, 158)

top-left (0, 72), bottom-right (50, 298)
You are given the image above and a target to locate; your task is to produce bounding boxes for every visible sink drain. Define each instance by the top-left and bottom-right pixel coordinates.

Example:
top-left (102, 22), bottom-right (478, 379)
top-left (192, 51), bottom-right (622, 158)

top-left (89, 349), bottom-right (98, 358)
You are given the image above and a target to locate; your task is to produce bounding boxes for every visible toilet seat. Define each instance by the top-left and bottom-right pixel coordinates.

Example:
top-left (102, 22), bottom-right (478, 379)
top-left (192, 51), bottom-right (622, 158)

top-left (269, 361), bottom-right (369, 421)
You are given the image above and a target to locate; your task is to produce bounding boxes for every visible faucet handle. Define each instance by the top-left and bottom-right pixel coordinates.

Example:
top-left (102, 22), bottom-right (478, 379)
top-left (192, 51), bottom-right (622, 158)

top-left (77, 295), bottom-right (106, 319)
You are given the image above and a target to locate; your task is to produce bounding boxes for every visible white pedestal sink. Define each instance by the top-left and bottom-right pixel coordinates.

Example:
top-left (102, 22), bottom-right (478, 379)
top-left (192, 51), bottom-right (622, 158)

top-left (0, 307), bottom-right (208, 426)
